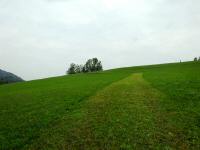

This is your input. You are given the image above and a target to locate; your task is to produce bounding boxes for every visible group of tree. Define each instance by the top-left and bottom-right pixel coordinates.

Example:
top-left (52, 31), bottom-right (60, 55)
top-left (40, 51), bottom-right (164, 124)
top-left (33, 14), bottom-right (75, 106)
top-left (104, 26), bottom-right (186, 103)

top-left (67, 58), bottom-right (103, 74)
top-left (193, 57), bottom-right (200, 62)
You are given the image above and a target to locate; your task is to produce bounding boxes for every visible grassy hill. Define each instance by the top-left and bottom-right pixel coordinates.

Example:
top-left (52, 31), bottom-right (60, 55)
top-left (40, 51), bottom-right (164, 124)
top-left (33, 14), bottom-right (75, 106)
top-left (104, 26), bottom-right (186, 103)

top-left (0, 61), bottom-right (200, 149)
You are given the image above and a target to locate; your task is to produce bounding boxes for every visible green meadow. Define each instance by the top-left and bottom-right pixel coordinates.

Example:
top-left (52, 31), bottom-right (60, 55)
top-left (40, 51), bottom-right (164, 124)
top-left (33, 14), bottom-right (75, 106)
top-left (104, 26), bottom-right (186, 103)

top-left (0, 61), bottom-right (200, 149)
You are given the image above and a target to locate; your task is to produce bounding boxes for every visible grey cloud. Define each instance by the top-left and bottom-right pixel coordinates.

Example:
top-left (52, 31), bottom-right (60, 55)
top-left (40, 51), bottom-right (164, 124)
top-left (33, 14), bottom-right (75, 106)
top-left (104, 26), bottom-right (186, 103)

top-left (0, 0), bottom-right (199, 80)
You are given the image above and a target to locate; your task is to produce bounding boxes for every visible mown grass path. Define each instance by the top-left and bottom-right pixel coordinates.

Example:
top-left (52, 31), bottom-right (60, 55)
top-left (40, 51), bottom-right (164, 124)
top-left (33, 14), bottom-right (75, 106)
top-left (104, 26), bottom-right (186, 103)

top-left (79, 73), bottom-right (161, 149)
top-left (0, 72), bottom-right (131, 150)
top-left (1, 62), bottom-right (199, 149)
top-left (25, 73), bottom-right (192, 149)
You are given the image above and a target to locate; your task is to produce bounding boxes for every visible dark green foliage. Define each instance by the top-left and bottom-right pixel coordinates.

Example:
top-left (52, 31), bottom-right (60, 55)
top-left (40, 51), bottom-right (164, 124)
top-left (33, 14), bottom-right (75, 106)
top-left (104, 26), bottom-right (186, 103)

top-left (67, 63), bottom-right (76, 74)
top-left (84, 58), bottom-right (103, 72)
top-left (96, 61), bottom-right (103, 71)
top-left (74, 65), bottom-right (83, 73)
top-left (194, 57), bottom-right (198, 61)
top-left (67, 58), bottom-right (103, 74)
top-left (67, 64), bottom-right (84, 74)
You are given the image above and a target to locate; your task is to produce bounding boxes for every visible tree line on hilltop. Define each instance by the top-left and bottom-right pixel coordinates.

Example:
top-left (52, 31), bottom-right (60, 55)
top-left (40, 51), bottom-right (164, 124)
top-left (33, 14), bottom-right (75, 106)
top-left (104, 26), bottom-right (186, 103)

top-left (194, 57), bottom-right (200, 62)
top-left (67, 58), bottom-right (103, 74)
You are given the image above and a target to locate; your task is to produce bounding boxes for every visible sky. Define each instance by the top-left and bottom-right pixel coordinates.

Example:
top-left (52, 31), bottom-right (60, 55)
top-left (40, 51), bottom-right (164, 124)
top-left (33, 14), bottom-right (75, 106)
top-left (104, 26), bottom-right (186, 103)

top-left (0, 0), bottom-right (200, 80)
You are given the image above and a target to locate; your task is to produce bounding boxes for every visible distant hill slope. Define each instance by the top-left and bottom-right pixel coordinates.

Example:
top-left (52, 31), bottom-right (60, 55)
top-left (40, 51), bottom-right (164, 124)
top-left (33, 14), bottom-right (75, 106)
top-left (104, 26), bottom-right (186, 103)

top-left (0, 69), bottom-right (24, 84)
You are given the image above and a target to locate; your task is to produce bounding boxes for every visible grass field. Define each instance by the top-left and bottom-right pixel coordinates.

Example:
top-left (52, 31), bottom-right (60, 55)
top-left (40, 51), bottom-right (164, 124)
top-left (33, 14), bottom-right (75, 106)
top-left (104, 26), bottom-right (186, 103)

top-left (0, 61), bottom-right (200, 149)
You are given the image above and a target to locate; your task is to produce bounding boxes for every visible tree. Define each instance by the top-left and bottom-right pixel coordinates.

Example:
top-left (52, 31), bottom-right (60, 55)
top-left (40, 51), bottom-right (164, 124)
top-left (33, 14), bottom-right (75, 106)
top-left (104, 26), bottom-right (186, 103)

top-left (67, 63), bottom-right (76, 74)
top-left (84, 58), bottom-right (103, 72)
top-left (92, 58), bottom-right (98, 71)
top-left (66, 58), bottom-right (103, 75)
top-left (74, 65), bottom-right (80, 73)
top-left (96, 61), bottom-right (103, 71)
top-left (79, 65), bottom-right (84, 73)
top-left (82, 65), bottom-right (87, 73)
top-left (194, 57), bottom-right (198, 61)
top-left (85, 59), bottom-right (93, 72)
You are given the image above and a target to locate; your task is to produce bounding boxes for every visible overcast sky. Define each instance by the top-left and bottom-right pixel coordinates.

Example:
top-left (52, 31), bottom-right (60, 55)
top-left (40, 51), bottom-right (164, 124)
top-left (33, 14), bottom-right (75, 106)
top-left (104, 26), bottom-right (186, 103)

top-left (0, 0), bottom-right (199, 80)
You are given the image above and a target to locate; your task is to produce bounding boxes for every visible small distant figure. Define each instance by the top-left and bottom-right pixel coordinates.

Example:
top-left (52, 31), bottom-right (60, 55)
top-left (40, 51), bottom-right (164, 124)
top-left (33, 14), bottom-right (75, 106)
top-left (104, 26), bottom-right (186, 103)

top-left (180, 59), bottom-right (182, 63)
top-left (194, 57), bottom-right (198, 62)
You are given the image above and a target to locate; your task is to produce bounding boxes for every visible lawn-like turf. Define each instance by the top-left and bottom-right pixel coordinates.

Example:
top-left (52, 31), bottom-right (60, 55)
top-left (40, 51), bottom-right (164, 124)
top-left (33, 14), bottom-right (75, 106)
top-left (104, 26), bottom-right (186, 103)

top-left (0, 61), bottom-right (200, 149)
